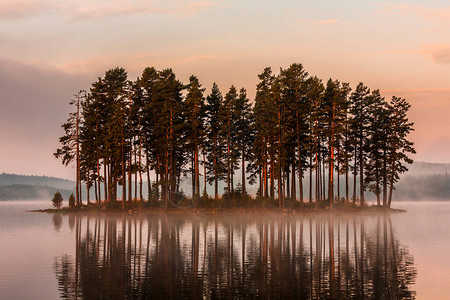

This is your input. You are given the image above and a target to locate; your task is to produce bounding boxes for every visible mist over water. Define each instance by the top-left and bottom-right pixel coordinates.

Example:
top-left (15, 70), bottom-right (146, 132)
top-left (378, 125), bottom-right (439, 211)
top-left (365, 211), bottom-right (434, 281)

top-left (1, 202), bottom-right (450, 299)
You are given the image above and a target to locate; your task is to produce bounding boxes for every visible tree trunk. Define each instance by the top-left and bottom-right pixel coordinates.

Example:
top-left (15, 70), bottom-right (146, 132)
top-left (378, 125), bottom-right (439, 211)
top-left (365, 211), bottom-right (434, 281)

top-left (164, 149), bottom-right (168, 209)
top-left (323, 155), bottom-right (327, 203)
top-left (299, 147), bottom-right (304, 206)
top-left (345, 158), bottom-right (349, 204)
top-left (270, 156), bottom-right (275, 200)
top-left (329, 145), bottom-right (334, 208)
top-left (286, 167), bottom-right (290, 199)
top-left (227, 142), bottom-right (231, 201)
top-left (278, 168), bottom-right (282, 209)
top-left (329, 105), bottom-right (335, 208)
top-left (291, 163), bottom-right (296, 203)
top-left (139, 122), bottom-right (143, 201)
top-left (214, 155), bottom-right (218, 200)
top-left (192, 152), bottom-right (195, 199)
top-left (134, 148), bottom-right (137, 201)
top-left (76, 93), bottom-right (80, 207)
top-left (264, 146), bottom-right (268, 198)
top-left (146, 154), bottom-right (151, 202)
top-left (376, 175), bottom-right (380, 206)
top-left (128, 142), bottom-right (132, 204)
top-left (337, 160), bottom-right (340, 203)
top-left (104, 160), bottom-right (108, 202)
top-left (242, 148), bottom-right (246, 197)
top-left (309, 156), bottom-right (312, 204)
top-left (203, 152), bottom-right (207, 196)
top-left (353, 150), bottom-right (357, 204)
top-left (259, 166), bottom-right (262, 199)
top-left (383, 148), bottom-right (387, 207)
top-left (388, 151), bottom-right (396, 208)
top-left (86, 168), bottom-right (90, 205)
top-left (359, 129), bottom-right (365, 206)
top-left (94, 168), bottom-right (98, 203)
top-left (315, 150), bottom-right (319, 208)
top-left (96, 160), bottom-right (100, 203)
top-left (214, 135), bottom-right (218, 200)
top-left (195, 145), bottom-right (200, 199)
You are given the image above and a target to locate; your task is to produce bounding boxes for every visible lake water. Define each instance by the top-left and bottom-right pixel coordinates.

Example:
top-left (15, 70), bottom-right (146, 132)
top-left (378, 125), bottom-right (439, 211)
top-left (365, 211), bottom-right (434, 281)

top-left (0, 202), bottom-right (449, 299)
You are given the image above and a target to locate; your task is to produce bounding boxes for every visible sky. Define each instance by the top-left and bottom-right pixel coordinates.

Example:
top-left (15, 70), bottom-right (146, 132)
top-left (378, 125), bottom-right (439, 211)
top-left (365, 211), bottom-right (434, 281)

top-left (0, 0), bottom-right (449, 179)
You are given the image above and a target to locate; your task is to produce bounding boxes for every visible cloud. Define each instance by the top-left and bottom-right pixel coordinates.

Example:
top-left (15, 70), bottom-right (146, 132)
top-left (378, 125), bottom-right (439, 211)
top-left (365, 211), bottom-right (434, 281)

top-left (381, 88), bottom-right (450, 93)
top-left (317, 19), bottom-right (339, 25)
top-left (0, 0), bottom-right (48, 19)
top-left (421, 44), bottom-right (450, 64)
top-left (296, 18), bottom-right (341, 26)
top-left (56, 53), bottom-right (230, 76)
top-left (0, 0), bottom-right (220, 19)
top-left (384, 3), bottom-right (450, 23)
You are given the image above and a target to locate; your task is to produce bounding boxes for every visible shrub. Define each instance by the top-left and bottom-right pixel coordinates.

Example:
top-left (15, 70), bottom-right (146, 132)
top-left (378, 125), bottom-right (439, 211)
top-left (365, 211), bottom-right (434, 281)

top-left (68, 193), bottom-right (75, 208)
top-left (52, 191), bottom-right (63, 209)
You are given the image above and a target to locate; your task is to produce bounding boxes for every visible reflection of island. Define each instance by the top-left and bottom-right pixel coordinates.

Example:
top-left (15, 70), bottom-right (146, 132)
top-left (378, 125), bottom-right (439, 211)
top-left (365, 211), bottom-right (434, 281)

top-left (54, 214), bottom-right (416, 299)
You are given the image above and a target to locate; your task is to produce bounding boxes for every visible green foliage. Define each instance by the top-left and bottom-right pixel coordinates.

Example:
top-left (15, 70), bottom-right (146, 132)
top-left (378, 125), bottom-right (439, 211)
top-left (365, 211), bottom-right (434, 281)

top-left (52, 191), bottom-right (63, 209)
top-left (68, 193), bottom-right (75, 208)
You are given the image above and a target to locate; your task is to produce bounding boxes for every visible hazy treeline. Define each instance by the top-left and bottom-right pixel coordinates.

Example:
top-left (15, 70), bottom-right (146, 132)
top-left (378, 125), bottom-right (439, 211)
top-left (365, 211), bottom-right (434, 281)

top-left (54, 214), bottom-right (416, 299)
top-left (55, 63), bottom-right (415, 209)
top-left (0, 184), bottom-right (71, 201)
top-left (0, 173), bottom-right (74, 190)
top-left (396, 173), bottom-right (450, 200)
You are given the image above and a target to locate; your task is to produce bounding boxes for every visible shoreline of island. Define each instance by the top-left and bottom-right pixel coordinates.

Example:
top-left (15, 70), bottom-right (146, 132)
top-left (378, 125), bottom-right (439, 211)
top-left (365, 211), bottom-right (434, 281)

top-left (29, 205), bottom-right (406, 215)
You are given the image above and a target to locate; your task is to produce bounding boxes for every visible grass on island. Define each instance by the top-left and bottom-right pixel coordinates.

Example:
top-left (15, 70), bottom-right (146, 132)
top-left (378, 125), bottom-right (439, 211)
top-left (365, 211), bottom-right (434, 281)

top-left (33, 194), bottom-right (405, 214)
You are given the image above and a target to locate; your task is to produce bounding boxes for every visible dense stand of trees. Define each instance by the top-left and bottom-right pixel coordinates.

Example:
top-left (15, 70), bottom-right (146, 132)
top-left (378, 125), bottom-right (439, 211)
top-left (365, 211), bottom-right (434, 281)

top-left (55, 63), bottom-right (415, 209)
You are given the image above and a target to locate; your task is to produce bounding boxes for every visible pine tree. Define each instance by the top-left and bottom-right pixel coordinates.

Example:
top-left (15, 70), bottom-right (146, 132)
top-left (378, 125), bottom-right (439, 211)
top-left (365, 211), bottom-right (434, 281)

top-left (253, 67), bottom-right (277, 201)
top-left (52, 191), bottom-right (63, 209)
top-left (68, 193), bottom-right (75, 208)
top-left (150, 69), bottom-right (186, 208)
top-left (279, 63), bottom-right (309, 205)
top-left (54, 91), bottom-right (85, 206)
top-left (234, 87), bottom-right (253, 199)
top-left (386, 96), bottom-right (415, 207)
top-left (184, 75), bottom-right (206, 202)
top-left (364, 90), bottom-right (388, 205)
top-left (307, 76), bottom-right (325, 206)
top-left (138, 67), bottom-right (160, 202)
top-left (220, 85), bottom-right (240, 201)
top-left (205, 83), bottom-right (226, 200)
top-left (349, 82), bottom-right (371, 206)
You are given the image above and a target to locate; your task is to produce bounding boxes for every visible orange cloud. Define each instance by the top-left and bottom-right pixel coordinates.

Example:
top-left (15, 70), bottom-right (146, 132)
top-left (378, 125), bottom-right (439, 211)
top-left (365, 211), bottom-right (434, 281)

top-left (384, 3), bottom-right (450, 23)
top-left (0, 0), bottom-right (220, 19)
top-left (0, 0), bottom-right (47, 18)
top-left (296, 18), bottom-right (340, 26)
top-left (56, 53), bottom-right (230, 75)
top-left (317, 19), bottom-right (339, 25)
top-left (421, 44), bottom-right (450, 64)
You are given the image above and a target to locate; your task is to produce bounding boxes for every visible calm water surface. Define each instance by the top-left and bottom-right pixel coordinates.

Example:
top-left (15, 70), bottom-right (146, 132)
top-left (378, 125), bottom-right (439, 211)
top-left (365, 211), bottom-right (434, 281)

top-left (0, 201), bottom-right (449, 299)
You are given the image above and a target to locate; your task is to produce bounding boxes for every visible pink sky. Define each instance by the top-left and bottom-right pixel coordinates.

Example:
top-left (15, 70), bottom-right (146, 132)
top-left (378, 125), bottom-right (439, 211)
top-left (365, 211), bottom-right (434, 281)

top-left (0, 0), bottom-right (449, 179)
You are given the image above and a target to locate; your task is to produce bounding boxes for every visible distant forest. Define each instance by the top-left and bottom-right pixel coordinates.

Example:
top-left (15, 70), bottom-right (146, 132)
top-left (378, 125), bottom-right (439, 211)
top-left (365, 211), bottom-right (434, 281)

top-left (55, 63), bottom-right (415, 209)
top-left (0, 173), bottom-right (73, 200)
top-left (0, 173), bottom-right (73, 190)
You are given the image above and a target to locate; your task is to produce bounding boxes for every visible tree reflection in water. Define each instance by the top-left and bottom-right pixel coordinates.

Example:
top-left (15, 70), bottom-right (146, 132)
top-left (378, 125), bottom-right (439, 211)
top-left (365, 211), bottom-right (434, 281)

top-left (54, 213), bottom-right (416, 299)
